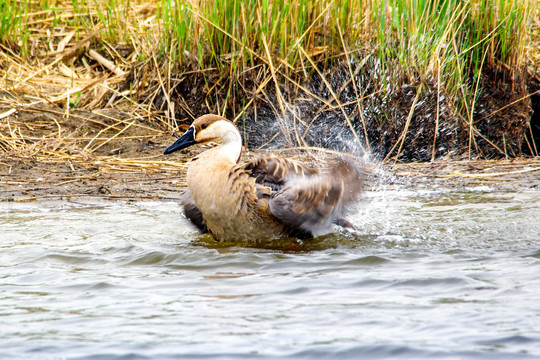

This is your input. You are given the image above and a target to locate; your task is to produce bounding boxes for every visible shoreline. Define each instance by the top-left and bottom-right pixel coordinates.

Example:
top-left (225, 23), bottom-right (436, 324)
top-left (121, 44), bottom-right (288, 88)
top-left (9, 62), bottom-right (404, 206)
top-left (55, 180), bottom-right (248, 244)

top-left (2, 157), bottom-right (538, 203)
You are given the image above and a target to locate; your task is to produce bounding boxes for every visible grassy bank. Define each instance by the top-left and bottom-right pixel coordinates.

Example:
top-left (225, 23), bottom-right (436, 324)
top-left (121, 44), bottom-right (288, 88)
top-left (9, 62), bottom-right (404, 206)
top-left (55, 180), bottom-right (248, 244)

top-left (1, 0), bottom-right (539, 162)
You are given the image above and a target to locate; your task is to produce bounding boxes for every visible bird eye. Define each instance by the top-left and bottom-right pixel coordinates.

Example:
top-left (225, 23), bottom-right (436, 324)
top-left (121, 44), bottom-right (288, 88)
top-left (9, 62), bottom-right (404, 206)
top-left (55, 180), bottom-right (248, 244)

top-left (201, 124), bottom-right (208, 129)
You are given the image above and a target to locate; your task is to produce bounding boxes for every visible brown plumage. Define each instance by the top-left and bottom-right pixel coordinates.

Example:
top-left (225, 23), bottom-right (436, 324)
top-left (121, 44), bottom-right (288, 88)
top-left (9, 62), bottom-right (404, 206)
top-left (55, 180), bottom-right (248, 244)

top-left (164, 114), bottom-right (364, 242)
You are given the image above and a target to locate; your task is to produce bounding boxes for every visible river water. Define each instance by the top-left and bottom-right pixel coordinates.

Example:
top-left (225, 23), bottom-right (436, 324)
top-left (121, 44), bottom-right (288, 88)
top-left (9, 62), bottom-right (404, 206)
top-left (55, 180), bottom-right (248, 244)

top-left (1, 189), bottom-right (539, 359)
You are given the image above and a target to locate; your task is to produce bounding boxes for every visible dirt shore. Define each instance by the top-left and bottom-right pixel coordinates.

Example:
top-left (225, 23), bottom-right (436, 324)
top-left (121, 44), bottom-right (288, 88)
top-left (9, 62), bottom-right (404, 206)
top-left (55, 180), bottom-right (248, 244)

top-left (1, 151), bottom-right (538, 203)
top-left (1, 108), bottom-right (539, 202)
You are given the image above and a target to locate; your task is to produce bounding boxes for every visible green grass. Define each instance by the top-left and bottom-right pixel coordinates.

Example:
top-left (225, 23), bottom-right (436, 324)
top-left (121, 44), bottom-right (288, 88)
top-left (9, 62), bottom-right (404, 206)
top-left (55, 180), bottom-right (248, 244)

top-left (0, 0), bottom-right (28, 53)
top-left (0, 0), bottom-right (537, 158)
top-left (2, 0), bottom-right (534, 100)
top-left (0, 0), bottom-right (135, 57)
top-left (369, 0), bottom-right (532, 114)
top-left (158, 0), bottom-right (534, 117)
top-left (159, 0), bottom-right (365, 73)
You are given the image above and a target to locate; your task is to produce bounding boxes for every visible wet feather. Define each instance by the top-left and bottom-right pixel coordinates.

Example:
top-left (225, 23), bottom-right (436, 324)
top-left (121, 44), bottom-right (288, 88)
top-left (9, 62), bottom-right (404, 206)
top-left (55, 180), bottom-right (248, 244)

top-left (164, 114), bottom-right (365, 242)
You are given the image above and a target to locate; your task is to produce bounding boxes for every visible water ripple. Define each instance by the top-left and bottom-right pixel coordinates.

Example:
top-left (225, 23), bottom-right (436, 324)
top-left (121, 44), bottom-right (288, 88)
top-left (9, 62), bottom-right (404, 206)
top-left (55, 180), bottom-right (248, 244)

top-left (1, 192), bottom-right (539, 359)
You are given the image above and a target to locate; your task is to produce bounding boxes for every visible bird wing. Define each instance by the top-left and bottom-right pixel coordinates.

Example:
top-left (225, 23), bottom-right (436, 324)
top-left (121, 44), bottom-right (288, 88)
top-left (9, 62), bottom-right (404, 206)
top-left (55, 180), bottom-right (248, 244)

top-left (268, 157), bottom-right (364, 236)
top-left (191, 155), bottom-right (364, 239)
top-left (242, 155), bottom-right (320, 191)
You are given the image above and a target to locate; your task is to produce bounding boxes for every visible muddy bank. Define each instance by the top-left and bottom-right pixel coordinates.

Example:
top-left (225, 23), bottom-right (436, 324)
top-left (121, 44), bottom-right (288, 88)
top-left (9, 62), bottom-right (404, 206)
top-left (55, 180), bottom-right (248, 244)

top-left (0, 155), bottom-right (184, 202)
top-left (1, 103), bottom-right (539, 203)
top-left (0, 105), bottom-right (185, 201)
top-left (1, 152), bottom-right (539, 202)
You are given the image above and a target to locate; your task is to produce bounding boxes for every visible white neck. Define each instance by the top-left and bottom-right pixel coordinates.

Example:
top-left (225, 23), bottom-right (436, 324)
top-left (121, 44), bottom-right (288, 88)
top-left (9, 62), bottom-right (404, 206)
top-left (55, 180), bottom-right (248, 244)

top-left (215, 121), bottom-right (242, 164)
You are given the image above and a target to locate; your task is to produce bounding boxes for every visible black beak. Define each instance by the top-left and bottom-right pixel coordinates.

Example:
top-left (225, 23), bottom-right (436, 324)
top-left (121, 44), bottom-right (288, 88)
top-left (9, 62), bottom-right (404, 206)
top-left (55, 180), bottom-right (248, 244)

top-left (163, 126), bottom-right (197, 155)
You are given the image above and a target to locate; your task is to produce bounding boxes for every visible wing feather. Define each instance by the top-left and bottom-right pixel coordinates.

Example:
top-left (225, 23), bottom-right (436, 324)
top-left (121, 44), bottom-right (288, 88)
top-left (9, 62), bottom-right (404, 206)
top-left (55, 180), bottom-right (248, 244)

top-left (186, 154), bottom-right (365, 239)
top-left (243, 155), bottom-right (319, 191)
top-left (268, 157), bottom-right (364, 236)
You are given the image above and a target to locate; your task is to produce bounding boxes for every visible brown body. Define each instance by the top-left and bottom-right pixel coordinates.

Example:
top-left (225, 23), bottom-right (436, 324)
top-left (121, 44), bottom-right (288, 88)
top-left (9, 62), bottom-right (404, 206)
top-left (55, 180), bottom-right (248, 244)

top-left (187, 149), bottom-right (287, 241)
top-left (164, 115), bottom-right (364, 242)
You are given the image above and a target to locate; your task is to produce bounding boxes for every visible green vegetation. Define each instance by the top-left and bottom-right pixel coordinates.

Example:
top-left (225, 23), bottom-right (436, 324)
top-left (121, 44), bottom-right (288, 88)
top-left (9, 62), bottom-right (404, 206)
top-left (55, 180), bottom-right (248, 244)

top-left (1, 0), bottom-right (534, 102)
top-left (0, 0), bottom-right (134, 56)
top-left (158, 0), bottom-right (534, 110)
top-left (0, 0), bottom-right (538, 160)
top-left (160, 0), bottom-right (364, 71)
top-left (0, 0), bottom-right (27, 54)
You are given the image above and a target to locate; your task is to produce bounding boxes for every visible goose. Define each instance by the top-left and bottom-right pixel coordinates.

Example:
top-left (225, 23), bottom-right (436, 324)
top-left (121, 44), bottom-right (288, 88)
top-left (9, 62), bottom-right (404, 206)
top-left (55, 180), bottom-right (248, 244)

top-left (163, 114), bottom-right (364, 242)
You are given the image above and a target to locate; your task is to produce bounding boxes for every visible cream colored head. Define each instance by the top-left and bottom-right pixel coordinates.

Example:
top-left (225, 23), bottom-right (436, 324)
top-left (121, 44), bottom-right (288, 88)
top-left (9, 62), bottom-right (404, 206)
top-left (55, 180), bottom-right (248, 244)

top-left (190, 114), bottom-right (239, 145)
top-left (163, 114), bottom-right (242, 162)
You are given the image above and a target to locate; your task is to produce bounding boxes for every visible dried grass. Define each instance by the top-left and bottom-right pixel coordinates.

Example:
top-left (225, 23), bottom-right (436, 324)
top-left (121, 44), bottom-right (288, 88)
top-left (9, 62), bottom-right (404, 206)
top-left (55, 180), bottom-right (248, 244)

top-left (0, 0), bottom-right (539, 197)
top-left (0, 1), bottom-right (174, 175)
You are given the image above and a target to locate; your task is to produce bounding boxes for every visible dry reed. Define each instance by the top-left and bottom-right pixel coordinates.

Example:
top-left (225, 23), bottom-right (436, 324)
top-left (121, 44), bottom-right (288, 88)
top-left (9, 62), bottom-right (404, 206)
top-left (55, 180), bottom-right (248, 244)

top-left (0, 0), bottom-right (539, 191)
